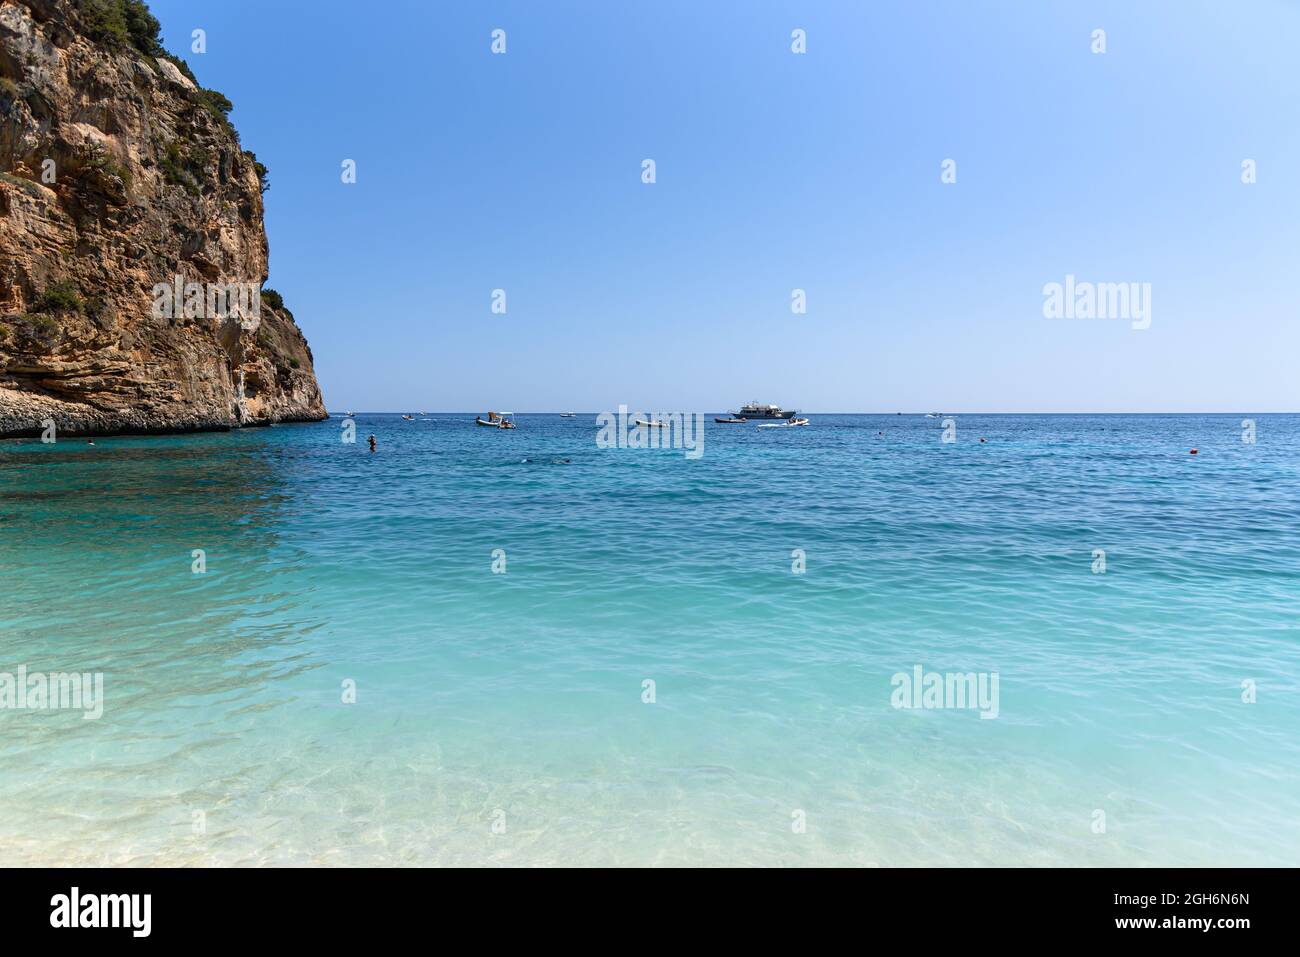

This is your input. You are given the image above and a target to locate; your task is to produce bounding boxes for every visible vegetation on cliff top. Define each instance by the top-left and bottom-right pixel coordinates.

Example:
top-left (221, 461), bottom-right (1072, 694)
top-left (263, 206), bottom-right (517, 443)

top-left (76, 0), bottom-right (158, 53)
top-left (75, 0), bottom-right (192, 80)
top-left (72, 0), bottom-right (268, 192)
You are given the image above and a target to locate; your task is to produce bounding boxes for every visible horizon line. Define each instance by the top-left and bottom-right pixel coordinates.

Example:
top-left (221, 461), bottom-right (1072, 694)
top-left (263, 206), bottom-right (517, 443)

top-left (328, 410), bottom-right (1299, 416)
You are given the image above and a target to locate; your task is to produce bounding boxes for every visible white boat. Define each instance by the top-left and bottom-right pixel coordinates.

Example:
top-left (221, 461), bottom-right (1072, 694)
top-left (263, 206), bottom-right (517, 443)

top-left (559, 412), bottom-right (577, 417)
top-left (759, 417), bottom-right (810, 429)
top-left (634, 419), bottom-right (669, 428)
top-left (731, 400), bottom-right (797, 420)
top-left (476, 412), bottom-right (516, 429)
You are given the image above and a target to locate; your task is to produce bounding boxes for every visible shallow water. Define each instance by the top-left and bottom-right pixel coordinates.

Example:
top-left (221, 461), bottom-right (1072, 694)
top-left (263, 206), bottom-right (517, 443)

top-left (1, 413), bottom-right (1297, 866)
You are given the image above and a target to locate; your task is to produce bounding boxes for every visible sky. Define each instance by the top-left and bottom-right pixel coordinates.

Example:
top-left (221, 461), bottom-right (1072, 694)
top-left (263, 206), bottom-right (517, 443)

top-left (146, 0), bottom-right (1300, 413)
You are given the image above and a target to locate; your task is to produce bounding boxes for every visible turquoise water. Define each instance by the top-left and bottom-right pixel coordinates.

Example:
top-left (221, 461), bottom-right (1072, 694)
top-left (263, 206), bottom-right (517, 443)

top-left (1, 413), bottom-right (1297, 866)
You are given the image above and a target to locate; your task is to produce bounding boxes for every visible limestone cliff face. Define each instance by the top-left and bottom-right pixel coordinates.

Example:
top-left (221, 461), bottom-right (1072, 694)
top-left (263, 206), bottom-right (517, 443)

top-left (0, 0), bottom-right (325, 437)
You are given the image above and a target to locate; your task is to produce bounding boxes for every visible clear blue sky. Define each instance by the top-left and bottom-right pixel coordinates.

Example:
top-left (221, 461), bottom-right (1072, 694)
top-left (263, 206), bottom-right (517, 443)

top-left (148, 0), bottom-right (1299, 412)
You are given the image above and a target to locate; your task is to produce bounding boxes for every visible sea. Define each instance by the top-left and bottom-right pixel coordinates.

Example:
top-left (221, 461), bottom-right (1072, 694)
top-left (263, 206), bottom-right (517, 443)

top-left (1, 413), bottom-right (1297, 866)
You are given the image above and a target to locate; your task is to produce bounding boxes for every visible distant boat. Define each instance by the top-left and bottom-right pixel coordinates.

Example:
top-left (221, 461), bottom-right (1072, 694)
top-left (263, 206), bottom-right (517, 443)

top-left (715, 416), bottom-right (746, 423)
top-left (401, 414), bottom-right (415, 421)
top-left (476, 412), bottom-right (515, 429)
top-left (759, 417), bottom-right (810, 429)
top-left (559, 412), bottom-right (576, 417)
top-left (634, 419), bottom-right (668, 428)
top-left (731, 400), bottom-right (797, 420)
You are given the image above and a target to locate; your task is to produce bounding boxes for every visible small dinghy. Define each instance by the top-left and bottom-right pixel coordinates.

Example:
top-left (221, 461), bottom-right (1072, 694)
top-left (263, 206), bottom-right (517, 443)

top-left (559, 412), bottom-right (577, 417)
top-left (634, 419), bottom-right (669, 428)
top-left (476, 412), bottom-right (516, 429)
top-left (715, 416), bottom-right (746, 423)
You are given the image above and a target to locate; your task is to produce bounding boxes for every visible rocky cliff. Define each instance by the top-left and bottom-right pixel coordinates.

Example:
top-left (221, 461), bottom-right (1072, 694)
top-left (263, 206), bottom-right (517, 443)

top-left (0, 0), bottom-right (325, 437)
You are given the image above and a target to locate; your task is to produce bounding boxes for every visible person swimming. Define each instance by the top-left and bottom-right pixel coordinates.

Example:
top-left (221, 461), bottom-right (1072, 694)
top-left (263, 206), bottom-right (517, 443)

top-left (368, 434), bottom-right (377, 452)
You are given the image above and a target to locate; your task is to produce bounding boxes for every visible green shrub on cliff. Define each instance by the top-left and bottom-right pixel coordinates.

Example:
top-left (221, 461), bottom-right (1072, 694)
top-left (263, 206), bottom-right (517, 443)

top-left (159, 139), bottom-right (208, 195)
top-left (7, 280), bottom-right (83, 349)
top-left (88, 154), bottom-right (134, 190)
top-left (197, 88), bottom-right (233, 121)
top-left (33, 281), bottom-right (84, 315)
top-left (260, 289), bottom-right (294, 322)
top-left (159, 139), bottom-right (186, 183)
top-left (121, 0), bottom-right (164, 53)
top-left (10, 314), bottom-right (60, 349)
top-left (246, 152), bottom-right (270, 193)
top-left (77, 0), bottom-right (132, 51)
top-left (0, 284), bottom-right (80, 349)
top-left (77, 0), bottom-right (164, 57)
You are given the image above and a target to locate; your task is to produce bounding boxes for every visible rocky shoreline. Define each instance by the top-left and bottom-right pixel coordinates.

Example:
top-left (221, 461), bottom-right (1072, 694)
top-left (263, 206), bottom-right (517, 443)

top-left (0, 386), bottom-right (329, 438)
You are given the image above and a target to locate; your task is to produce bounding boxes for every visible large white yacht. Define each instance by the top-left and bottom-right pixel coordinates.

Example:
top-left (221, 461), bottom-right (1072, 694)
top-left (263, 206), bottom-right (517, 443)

top-left (730, 401), bottom-right (798, 420)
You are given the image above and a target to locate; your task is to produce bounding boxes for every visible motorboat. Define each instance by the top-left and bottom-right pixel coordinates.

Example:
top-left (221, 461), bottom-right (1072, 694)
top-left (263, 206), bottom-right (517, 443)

top-left (730, 401), bottom-right (797, 420)
top-left (476, 412), bottom-right (516, 429)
